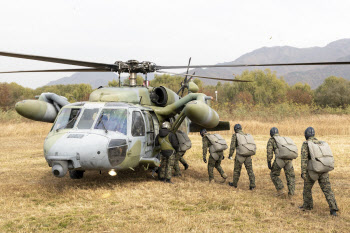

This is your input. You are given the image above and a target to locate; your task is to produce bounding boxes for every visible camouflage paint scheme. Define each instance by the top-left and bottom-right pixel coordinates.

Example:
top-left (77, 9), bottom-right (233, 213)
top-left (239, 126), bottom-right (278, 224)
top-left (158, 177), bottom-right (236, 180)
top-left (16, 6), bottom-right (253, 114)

top-left (16, 83), bottom-right (223, 178)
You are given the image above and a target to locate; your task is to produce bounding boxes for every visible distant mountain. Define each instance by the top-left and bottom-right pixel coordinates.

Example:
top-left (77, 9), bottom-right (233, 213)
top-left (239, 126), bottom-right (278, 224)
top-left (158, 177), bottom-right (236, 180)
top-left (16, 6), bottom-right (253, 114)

top-left (46, 39), bottom-right (350, 89)
top-left (190, 39), bottom-right (350, 88)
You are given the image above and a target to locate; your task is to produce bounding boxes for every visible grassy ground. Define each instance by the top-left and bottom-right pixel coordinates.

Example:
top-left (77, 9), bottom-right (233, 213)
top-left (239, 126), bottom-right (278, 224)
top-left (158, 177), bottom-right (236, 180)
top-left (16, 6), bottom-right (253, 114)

top-left (0, 120), bottom-right (350, 232)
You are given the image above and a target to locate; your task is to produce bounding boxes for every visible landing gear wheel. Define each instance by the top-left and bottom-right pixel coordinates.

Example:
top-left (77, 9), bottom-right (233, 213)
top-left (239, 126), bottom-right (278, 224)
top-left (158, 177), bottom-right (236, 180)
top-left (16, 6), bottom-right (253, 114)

top-left (69, 170), bottom-right (85, 179)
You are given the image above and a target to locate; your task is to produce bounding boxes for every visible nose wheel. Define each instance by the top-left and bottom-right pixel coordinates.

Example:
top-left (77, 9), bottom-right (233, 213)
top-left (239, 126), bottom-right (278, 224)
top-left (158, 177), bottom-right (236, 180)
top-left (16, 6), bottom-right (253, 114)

top-left (69, 170), bottom-right (85, 179)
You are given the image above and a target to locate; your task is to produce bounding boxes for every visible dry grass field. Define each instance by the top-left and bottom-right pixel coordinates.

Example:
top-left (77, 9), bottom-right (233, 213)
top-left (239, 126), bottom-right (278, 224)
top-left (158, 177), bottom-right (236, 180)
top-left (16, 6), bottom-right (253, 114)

top-left (1, 116), bottom-right (350, 232)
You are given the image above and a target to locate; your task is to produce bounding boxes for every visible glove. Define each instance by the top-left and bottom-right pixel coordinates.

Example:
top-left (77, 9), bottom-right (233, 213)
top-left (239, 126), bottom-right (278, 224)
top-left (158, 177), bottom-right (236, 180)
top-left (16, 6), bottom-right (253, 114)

top-left (267, 161), bottom-right (272, 170)
top-left (203, 158), bottom-right (207, 163)
top-left (228, 156), bottom-right (233, 160)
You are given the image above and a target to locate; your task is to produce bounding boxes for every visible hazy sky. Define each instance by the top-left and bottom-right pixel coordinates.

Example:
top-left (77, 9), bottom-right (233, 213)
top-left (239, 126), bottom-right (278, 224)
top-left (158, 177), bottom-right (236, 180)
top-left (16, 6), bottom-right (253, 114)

top-left (0, 0), bottom-right (349, 88)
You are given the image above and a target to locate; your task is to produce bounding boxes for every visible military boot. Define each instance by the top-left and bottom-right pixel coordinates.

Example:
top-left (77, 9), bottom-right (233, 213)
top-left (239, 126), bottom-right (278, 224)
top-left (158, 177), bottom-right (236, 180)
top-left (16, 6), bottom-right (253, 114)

top-left (275, 189), bottom-right (286, 197)
top-left (183, 163), bottom-right (189, 170)
top-left (330, 210), bottom-right (338, 216)
top-left (165, 179), bottom-right (173, 184)
top-left (228, 182), bottom-right (237, 188)
top-left (220, 173), bottom-right (228, 183)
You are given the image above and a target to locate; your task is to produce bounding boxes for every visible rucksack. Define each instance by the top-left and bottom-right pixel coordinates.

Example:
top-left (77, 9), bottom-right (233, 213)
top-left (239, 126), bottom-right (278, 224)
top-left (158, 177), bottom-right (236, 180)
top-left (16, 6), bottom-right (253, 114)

top-left (307, 141), bottom-right (334, 173)
top-left (236, 133), bottom-right (256, 157)
top-left (175, 130), bottom-right (192, 152)
top-left (206, 134), bottom-right (228, 153)
top-left (273, 136), bottom-right (298, 160)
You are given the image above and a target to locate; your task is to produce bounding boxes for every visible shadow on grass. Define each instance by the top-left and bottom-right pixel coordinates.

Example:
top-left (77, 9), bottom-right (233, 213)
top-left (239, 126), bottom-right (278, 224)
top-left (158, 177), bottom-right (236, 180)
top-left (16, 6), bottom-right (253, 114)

top-left (38, 165), bottom-right (209, 193)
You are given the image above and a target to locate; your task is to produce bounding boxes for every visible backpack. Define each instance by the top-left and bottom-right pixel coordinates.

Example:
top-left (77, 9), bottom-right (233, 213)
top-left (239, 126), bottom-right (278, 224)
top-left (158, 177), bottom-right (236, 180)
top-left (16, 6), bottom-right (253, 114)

top-left (236, 133), bottom-right (256, 157)
top-left (206, 134), bottom-right (228, 153)
top-left (273, 136), bottom-right (298, 160)
top-left (175, 130), bottom-right (192, 152)
top-left (307, 141), bottom-right (334, 173)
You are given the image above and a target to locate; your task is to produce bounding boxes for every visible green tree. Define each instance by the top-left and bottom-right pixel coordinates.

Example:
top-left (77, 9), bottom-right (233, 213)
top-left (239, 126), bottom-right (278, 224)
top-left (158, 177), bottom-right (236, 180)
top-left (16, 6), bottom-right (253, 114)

top-left (108, 79), bottom-right (120, 87)
top-left (287, 82), bottom-right (313, 105)
top-left (315, 76), bottom-right (350, 108)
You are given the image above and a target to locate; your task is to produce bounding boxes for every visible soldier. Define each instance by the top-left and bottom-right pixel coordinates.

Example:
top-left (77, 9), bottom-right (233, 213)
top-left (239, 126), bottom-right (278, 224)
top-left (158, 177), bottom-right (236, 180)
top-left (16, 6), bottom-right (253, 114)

top-left (173, 130), bottom-right (191, 177)
top-left (228, 124), bottom-right (256, 190)
top-left (155, 121), bottom-right (179, 183)
top-left (299, 127), bottom-right (338, 216)
top-left (267, 127), bottom-right (297, 197)
top-left (201, 129), bottom-right (228, 183)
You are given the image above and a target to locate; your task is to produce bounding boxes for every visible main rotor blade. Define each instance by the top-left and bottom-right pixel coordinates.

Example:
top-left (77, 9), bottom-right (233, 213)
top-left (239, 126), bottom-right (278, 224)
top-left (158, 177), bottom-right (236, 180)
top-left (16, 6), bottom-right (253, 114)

top-left (156, 71), bottom-right (251, 82)
top-left (0, 51), bottom-right (116, 69)
top-left (0, 68), bottom-right (109, 74)
top-left (156, 61), bottom-right (350, 70)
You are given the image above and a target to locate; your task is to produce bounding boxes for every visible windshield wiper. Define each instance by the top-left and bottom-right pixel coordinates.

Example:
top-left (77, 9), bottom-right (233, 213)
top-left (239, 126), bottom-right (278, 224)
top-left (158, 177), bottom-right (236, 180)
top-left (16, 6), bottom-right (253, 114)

top-left (97, 114), bottom-right (108, 134)
top-left (56, 110), bottom-right (81, 132)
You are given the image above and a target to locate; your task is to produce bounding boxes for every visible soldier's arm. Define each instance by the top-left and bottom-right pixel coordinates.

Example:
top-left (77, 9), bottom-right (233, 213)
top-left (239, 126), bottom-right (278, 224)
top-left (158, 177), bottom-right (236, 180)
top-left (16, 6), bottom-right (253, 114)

top-left (301, 142), bottom-right (309, 176)
top-left (202, 136), bottom-right (208, 159)
top-left (229, 134), bottom-right (237, 157)
top-left (266, 138), bottom-right (274, 162)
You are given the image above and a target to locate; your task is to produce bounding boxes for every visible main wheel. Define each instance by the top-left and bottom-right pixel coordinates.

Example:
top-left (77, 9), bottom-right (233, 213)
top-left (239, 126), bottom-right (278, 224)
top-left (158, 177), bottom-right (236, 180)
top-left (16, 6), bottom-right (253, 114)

top-left (69, 170), bottom-right (85, 179)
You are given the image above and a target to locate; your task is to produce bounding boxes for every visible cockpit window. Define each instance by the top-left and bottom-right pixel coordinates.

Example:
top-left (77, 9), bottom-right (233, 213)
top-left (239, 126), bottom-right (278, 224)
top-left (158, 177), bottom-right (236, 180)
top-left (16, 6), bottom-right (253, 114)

top-left (52, 108), bottom-right (81, 131)
top-left (76, 108), bottom-right (99, 129)
top-left (94, 109), bottom-right (128, 135)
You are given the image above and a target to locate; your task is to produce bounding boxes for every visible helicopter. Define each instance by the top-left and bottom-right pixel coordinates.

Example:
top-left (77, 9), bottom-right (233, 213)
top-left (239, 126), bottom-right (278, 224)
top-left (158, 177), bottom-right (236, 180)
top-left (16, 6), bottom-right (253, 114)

top-left (1, 51), bottom-right (349, 179)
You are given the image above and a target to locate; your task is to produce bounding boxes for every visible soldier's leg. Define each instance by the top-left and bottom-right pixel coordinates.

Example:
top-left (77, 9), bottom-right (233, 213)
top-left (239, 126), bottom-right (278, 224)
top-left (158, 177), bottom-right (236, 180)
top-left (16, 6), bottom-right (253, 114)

top-left (302, 172), bottom-right (316, 210)
top-left (159, 155), bottom-right (166, 179)
top-left (165, 154), bottom-right (175, 180)
top-left (215, 153), bottom-right (227, 179)
top-left (244, 156), bottom-right (256, 189)
top-left (318, 173), bottom-right (339, 211)
top-left (208, 156), bottom-right (216, 181)
top-left (232, 156), bottom-right (243, 187)
top-left (173, 153), bottom-right (181, 176)
top-left (179, 157), bottom-right (187, 166)
top-left (284, 162), bottom-right (296, 196)
top-left (270, 161), bottom-right (284, 191)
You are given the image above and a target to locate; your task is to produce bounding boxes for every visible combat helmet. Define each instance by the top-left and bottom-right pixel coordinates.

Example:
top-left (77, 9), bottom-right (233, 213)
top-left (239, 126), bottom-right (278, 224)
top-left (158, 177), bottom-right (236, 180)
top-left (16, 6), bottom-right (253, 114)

top-left (200, 128), bottom-right (207, 137)
top-left (304, 127), bottom-right (315, 140)
top-left (270, 127), bottom-right (279, 137)
top-left (161, 121), bottom-right (171, 129)
top-left (234, 124), bottom-right (242, 133)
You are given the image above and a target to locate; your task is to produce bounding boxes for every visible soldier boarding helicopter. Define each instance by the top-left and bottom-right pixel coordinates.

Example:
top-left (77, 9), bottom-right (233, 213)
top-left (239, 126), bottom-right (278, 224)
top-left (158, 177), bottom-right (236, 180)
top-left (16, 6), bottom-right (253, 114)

top-left (0, 51), bottom-right (349, 179)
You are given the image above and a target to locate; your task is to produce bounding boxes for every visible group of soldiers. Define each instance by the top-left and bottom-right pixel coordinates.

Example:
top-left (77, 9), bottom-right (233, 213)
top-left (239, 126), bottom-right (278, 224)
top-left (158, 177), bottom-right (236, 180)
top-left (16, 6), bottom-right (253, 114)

top-left (155, 122), bottom-right (338, 216)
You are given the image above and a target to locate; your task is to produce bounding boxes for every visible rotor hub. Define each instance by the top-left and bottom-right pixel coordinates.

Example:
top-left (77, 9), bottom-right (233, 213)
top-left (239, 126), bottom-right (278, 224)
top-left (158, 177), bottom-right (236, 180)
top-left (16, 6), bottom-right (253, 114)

top-left (114, 60), bottom-right (156, 74)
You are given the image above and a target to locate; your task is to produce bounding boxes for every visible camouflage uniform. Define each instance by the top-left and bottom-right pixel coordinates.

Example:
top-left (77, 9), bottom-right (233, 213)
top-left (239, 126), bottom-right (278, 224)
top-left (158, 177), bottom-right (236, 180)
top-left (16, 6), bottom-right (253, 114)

top-left (173, 151), bottom-right (186, 176)
top-left (300, 137), bottom-right (338, 211)
top-left (202, 133), bottom-right (227, 181)
top-left (229, 130), bottom-right (256, 189)
top-left (159, 153), bottom-right (175, 180)
top-left (267, 134), bottom-right (295, 195)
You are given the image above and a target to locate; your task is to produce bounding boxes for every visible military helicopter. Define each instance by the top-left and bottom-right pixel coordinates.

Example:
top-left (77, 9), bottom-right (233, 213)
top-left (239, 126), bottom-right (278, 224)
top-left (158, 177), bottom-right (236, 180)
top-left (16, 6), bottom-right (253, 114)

top-left (0, 51), bottom-right (349, 179)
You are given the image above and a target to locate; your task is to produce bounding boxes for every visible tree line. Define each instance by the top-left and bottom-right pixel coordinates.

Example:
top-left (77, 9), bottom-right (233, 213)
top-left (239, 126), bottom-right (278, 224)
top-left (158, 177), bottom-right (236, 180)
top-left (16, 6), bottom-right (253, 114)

top-left (0, 69), bottom-right (349, 110)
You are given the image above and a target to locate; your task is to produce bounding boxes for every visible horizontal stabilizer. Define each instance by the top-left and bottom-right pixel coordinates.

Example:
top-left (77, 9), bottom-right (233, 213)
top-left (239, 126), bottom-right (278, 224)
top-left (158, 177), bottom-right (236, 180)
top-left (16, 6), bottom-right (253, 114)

top-left (190, 121), bottom-right (230, 132)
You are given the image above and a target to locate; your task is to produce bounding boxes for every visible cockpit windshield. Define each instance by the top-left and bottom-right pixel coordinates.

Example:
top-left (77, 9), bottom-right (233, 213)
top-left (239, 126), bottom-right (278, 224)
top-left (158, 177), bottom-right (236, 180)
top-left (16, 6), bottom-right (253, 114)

top-left (52, 108), bottom-right (81, 131)
top-left (94, 109), bottom-right (128, 135)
